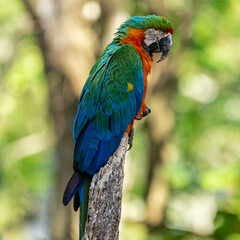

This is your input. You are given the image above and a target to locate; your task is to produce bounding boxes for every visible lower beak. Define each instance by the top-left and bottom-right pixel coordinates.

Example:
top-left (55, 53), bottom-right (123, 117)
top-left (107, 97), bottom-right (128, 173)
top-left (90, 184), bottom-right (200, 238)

top-left (157, 35), bottom-right (172, 63)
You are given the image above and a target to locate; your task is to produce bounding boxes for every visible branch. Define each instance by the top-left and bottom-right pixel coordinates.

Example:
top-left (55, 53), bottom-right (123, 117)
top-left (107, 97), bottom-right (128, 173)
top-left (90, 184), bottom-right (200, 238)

top-left (83, 133), bottom-right (129, 240)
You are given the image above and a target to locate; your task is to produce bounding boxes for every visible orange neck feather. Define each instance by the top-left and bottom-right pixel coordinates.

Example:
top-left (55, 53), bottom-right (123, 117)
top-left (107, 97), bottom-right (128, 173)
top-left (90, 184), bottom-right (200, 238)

top-left (120, 28), bottom-right (153, 78)
top-left (120, 28), bottom-right (154, 133)
top-left (120, 28), bottom-right (153, 118)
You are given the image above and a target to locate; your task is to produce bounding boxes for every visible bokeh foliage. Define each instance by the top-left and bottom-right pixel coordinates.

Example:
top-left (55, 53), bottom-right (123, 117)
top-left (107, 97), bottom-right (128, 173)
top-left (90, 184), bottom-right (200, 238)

top-left (123, 0), bottom-right (240, 239)
top-left (0, 0), bottom-right (53, 238)
top-left (1, 0), bottom-right (240, 239)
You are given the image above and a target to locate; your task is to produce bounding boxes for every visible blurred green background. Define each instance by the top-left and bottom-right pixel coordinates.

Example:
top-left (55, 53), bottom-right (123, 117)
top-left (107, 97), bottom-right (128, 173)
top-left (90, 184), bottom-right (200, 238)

top-left (1, 0), bottom-right (240, 239)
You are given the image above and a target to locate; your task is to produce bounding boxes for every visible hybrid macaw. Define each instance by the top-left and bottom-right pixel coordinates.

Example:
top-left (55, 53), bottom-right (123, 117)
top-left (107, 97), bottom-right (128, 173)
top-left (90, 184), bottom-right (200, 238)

top-left (63, 15), bottom-right (173, 238)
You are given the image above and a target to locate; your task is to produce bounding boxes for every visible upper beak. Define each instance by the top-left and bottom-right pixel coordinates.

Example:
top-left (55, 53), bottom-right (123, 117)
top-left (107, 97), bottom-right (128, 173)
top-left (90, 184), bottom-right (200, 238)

top-left (143, 34), bottom-right (173, 62)
top-left (157, 34), bottom-right (172, 63)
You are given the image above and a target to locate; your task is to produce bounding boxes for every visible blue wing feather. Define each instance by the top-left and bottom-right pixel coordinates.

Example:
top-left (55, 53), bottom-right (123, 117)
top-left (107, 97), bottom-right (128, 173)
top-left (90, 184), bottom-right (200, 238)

top-left (110, 108), bottom-right (121, 136)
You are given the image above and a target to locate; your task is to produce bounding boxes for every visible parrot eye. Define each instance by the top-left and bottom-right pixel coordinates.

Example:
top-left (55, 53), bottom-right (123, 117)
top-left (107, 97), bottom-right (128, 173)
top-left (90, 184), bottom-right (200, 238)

top-left (148, 28), bottom-right (155, 33)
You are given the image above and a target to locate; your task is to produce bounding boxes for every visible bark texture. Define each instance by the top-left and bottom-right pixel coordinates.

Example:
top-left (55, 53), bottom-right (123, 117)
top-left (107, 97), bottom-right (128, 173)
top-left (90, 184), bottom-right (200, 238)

top-left (83, 133), bottom-right (129, 240)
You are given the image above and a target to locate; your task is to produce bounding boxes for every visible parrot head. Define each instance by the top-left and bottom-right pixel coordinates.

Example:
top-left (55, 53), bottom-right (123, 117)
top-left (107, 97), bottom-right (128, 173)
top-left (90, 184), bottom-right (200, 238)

top-left (114, 15), bottom-right (173, 62)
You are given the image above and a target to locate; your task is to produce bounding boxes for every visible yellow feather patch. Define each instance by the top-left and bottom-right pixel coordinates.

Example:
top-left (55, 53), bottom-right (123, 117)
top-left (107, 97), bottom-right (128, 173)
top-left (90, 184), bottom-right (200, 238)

top-left (128, 83), bottom-right (133, 92)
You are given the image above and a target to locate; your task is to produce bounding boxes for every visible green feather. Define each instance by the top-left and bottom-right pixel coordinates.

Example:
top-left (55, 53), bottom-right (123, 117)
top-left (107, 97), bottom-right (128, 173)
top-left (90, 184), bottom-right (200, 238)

top-left (79, 177), bottom-right (91, 240)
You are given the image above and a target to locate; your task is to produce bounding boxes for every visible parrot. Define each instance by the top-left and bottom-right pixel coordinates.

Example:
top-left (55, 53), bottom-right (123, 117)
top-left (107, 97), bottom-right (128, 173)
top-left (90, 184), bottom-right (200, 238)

top-left (63, 15), bottom-right (173, 239)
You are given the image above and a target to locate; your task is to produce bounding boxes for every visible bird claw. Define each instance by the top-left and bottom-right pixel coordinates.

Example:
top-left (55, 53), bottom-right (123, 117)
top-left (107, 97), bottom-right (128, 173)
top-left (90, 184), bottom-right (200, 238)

top-left (136, 107), bottom-right (151, 120)
top-left (128, 127), bottom-right (134, 151)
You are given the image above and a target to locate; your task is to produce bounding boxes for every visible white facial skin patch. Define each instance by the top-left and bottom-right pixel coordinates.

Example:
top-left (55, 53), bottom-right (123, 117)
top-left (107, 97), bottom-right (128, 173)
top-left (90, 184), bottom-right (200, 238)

top-left (144, 28), bottom-right (171, 47)
top-left (144, 28), bottom-right (164, 46)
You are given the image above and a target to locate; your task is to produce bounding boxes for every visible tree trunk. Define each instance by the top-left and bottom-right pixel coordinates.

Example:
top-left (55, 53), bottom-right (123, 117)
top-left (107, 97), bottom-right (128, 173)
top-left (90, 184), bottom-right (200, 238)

top-left (83, 134), bottom-right (128, 240)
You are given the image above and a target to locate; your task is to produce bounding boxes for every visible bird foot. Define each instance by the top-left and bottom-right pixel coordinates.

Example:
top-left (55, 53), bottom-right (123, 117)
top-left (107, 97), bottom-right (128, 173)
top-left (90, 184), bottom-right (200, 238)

top-left (136, 107), bottom-right (151, 120)
top-left (128, 127), bottom-right (134, 151)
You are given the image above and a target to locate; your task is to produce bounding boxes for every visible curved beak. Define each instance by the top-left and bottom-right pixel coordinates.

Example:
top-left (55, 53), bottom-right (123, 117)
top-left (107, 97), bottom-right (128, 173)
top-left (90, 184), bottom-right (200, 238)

top-left (143, 34), bottom-right (173, 62)
top-left (157, 34), bottom-right (172, 63)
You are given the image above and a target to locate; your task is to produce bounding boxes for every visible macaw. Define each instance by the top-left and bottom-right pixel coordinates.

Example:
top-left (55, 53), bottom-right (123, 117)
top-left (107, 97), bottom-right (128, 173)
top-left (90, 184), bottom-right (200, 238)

top-left (63, 15), bottom-right (173, 238)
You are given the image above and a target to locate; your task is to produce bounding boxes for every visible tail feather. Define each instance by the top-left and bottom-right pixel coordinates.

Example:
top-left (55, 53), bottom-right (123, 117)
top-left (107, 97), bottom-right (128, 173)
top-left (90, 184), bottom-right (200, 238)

top-left (73, 193), bottom-right (80, 211)
top-left (80, 177), bottom-right (92, 240)
top-left (63, 172), bottom-right (92, 239)
top-left (63, 171), bottom-right (86, 206)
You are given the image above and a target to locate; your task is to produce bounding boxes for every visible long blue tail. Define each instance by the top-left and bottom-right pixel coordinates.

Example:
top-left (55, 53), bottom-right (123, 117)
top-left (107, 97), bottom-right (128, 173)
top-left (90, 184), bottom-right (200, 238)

top-left (63, 171), bottom-right (86, 206)
top-left (63, 172), bottom-right (92, 240)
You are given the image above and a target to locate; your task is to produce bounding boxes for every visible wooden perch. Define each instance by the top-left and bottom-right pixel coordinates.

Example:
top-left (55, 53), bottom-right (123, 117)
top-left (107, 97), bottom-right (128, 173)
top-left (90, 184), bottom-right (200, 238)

top-left (82, 133), bottom-right (129, 240)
